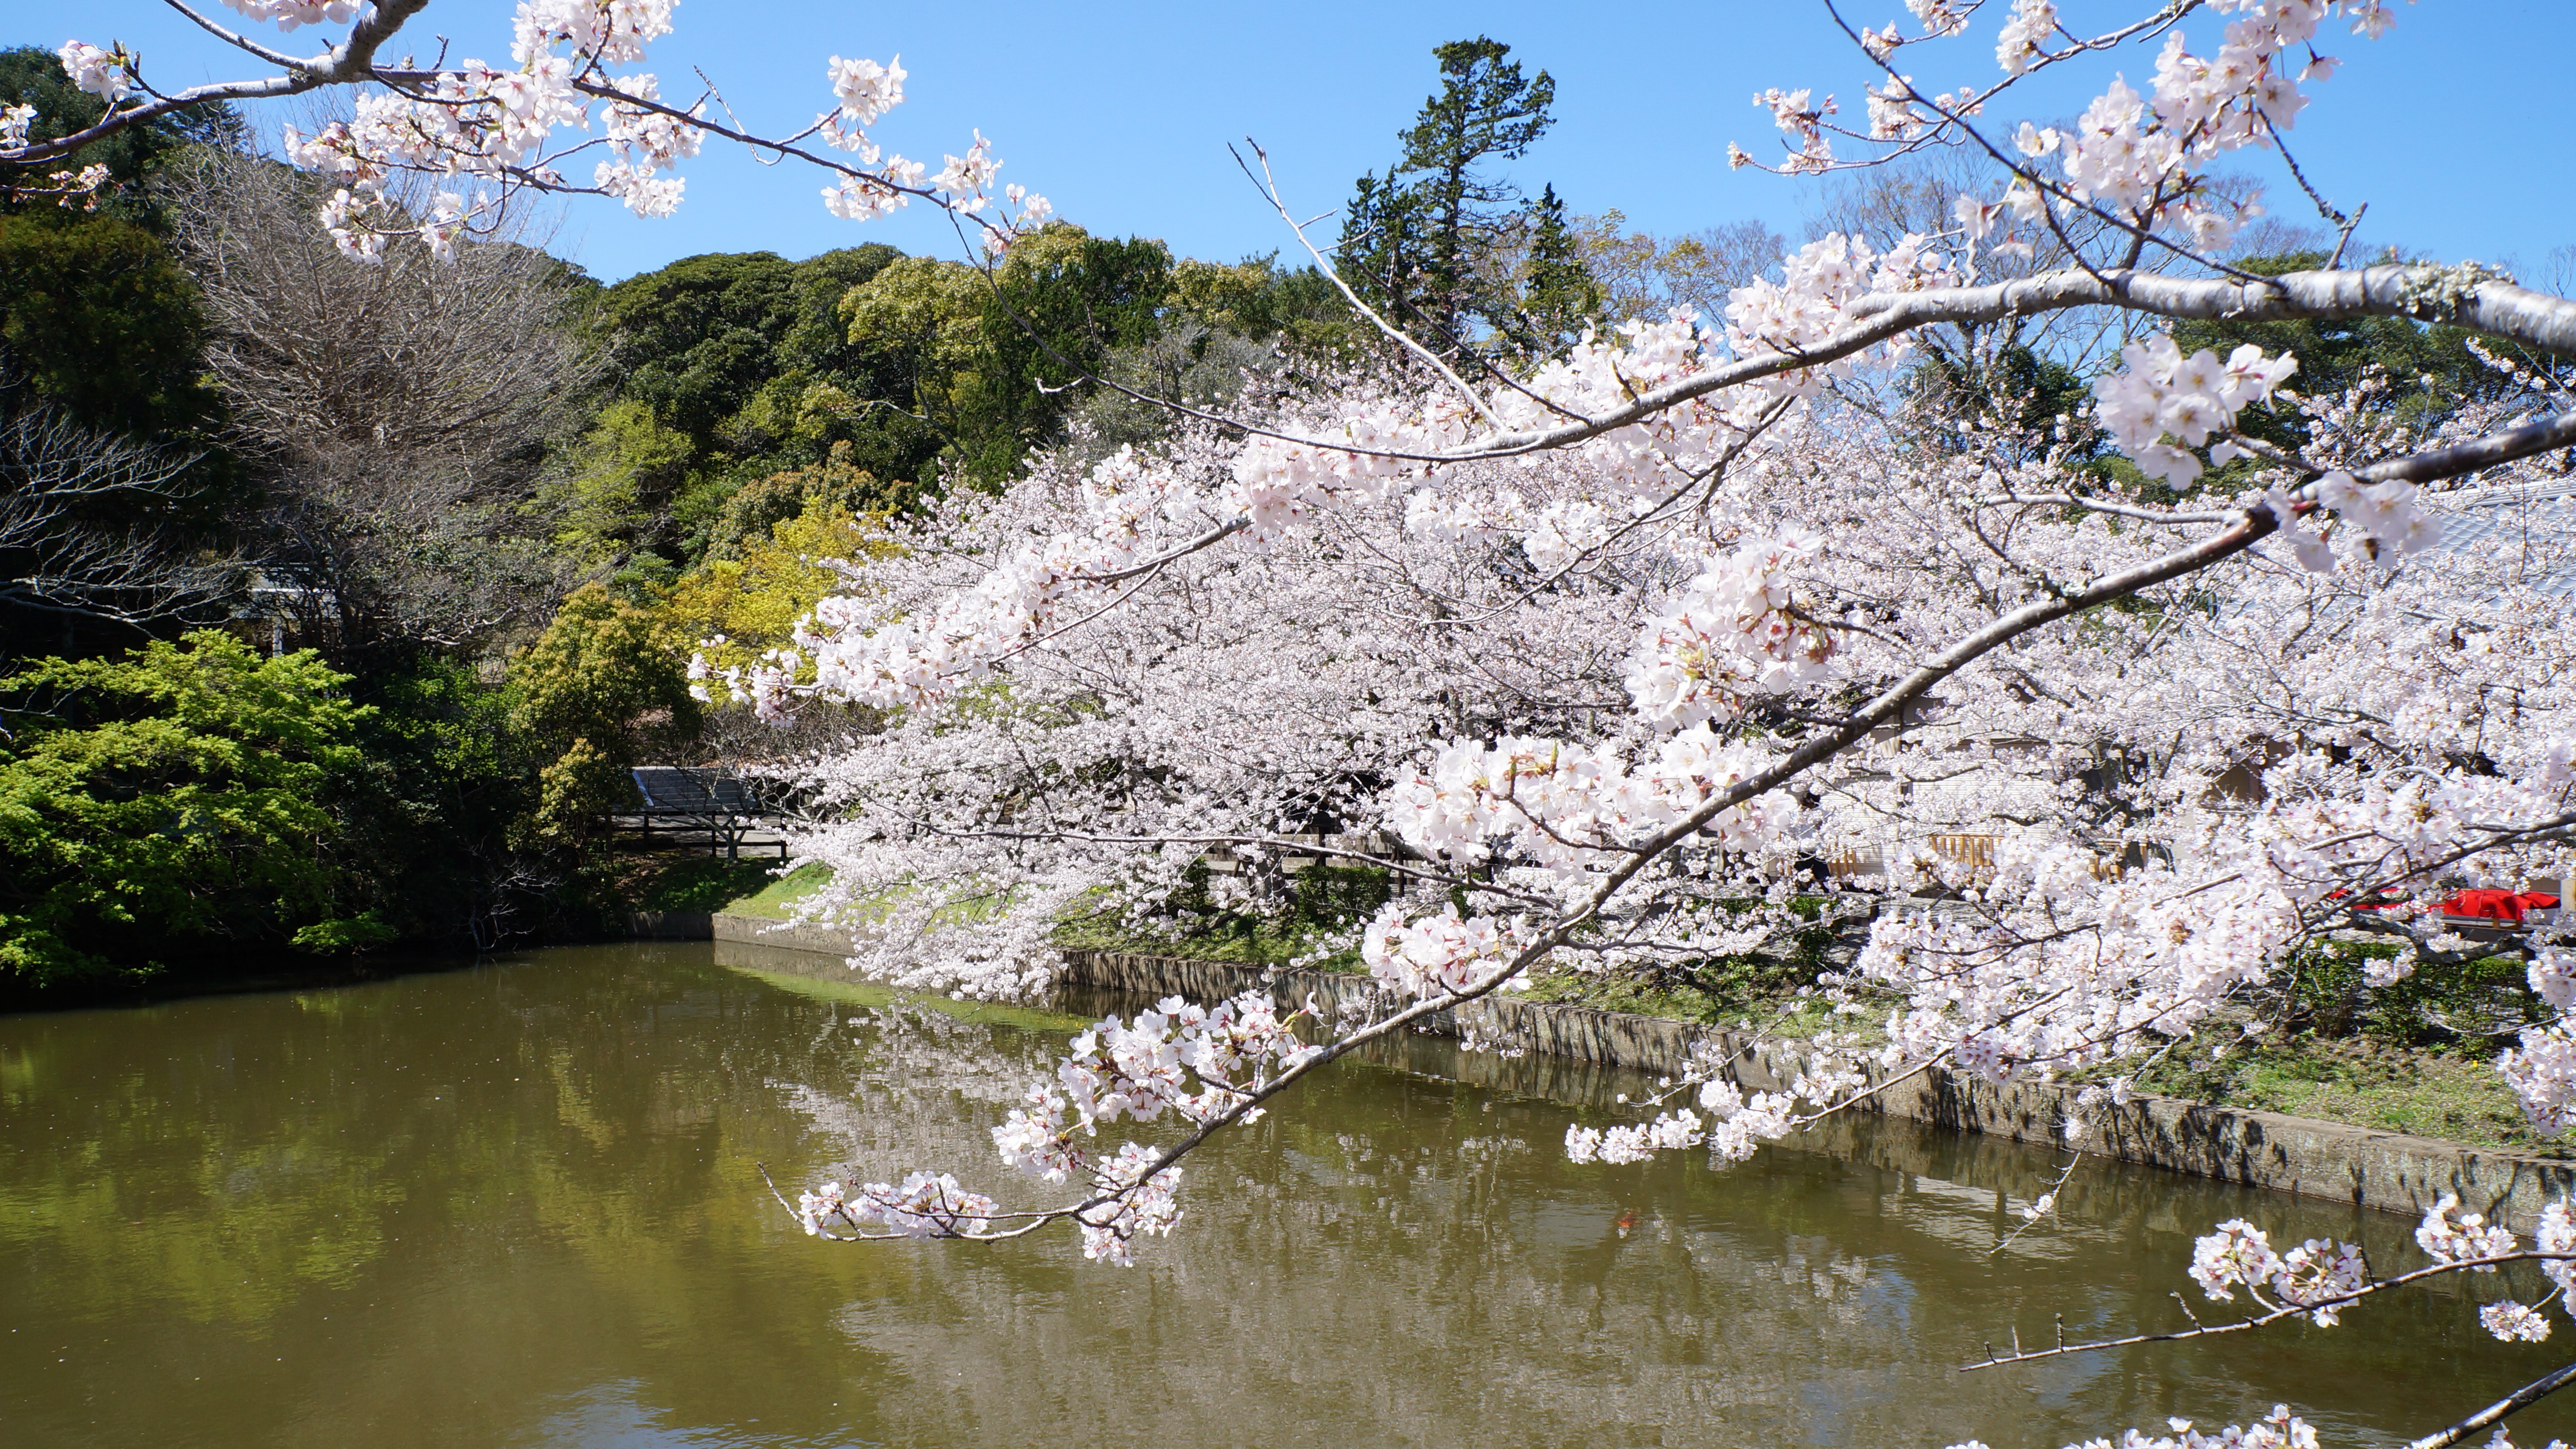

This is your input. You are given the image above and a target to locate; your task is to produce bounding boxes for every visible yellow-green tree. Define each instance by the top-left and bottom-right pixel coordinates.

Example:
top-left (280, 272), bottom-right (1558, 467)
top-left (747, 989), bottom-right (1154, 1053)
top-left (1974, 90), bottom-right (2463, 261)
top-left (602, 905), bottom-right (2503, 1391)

top-left (659, 491), bottom-right (897, 686)
top-left (0, 632), bottom-right (381, 983)
top-left (547, 399), bottom-right (697, 566)
top-left (505, 584), bottom-right (702, 847)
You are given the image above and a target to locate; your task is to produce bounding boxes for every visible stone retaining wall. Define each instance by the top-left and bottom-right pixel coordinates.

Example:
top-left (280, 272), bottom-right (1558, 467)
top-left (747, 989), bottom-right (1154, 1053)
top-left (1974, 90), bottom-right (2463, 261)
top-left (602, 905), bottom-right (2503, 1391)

top-left (1058, 946), bottom-right (2576, 1228)
top-left (711, 912), bottom-right (854, 956)
top-left (683, 914), bottom-right (2575, 1226)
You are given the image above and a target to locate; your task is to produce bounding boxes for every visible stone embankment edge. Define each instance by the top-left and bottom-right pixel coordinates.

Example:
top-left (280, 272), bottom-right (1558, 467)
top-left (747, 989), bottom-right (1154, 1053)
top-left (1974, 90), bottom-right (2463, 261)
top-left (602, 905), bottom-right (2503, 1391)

top-left (694, 913), bottom-right (2573, 1226)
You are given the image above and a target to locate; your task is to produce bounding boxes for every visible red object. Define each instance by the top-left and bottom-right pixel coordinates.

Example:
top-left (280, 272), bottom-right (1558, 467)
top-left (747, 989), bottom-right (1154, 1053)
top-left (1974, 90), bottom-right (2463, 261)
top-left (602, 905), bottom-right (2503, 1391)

top-left (2334, 888), bottom-right (2560, 921)
top-left (2436, 889), bottom-right (2560, 923)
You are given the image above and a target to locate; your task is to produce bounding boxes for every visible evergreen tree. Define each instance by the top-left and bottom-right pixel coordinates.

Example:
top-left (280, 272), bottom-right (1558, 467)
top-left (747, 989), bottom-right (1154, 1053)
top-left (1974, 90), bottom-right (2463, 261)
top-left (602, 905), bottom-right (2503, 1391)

top-left (1501, 184), bottom-right (1603, 366)
top-left (1339, 37), bottom-right (1556, 358)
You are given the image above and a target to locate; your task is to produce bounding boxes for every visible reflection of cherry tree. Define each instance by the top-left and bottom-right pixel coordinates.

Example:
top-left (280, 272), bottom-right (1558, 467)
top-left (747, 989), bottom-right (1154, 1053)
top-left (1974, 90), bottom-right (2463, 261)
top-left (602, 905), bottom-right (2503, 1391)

top-left (771, 992), bottom-right (2435, 1446)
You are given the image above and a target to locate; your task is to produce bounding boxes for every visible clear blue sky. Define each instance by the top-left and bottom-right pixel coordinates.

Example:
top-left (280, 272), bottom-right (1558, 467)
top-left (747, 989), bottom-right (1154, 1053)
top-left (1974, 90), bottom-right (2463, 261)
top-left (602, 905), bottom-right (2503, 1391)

top-left (29, 0), bottom-right (2576, 282)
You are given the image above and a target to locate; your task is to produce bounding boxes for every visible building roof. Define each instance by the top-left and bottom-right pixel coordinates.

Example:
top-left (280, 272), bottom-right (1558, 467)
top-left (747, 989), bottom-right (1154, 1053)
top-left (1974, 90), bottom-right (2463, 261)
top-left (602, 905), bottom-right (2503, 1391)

top-left (631, 766), bottom-right (758, 815)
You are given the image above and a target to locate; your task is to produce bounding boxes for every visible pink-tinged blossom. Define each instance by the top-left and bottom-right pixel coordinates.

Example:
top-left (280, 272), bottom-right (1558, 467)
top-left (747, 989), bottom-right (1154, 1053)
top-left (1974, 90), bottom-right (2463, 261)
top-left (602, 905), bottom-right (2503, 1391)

top-left (218, 0), bottom-right (363, 30)
top-left (2503, 1026), bottom-right (2576, 1135)
top-left (2418, 1194), bottom-right (2518, 1269)
top-left (827, 54), bottom-right (906, 124)
top-left (1624, 530), bottom-right (1837, 726)
top-left (1995, 0), bottom-right (2057, 75)
top-left (2482, 1301), bottom-right (2554, 1343)
top-left (2091, 339), bottom-right (2297, 484)
top-left (1360, 905), bottom-right (1516, 999)
top-left (56, 40), bottom-right (127, 102)
top-left (1079, 1143), bottom-right (1182, 1265)
top-left (798, 1171), bottom-right (997, 1239)
top-left (2041, 1405), bottom-right (2320, 1449)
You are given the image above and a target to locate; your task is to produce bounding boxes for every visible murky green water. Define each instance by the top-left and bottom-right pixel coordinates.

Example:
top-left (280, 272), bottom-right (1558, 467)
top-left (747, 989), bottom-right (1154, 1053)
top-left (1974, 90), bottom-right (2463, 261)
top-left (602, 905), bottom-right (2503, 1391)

top-left (0, 941), bottom-right (2562, 1447)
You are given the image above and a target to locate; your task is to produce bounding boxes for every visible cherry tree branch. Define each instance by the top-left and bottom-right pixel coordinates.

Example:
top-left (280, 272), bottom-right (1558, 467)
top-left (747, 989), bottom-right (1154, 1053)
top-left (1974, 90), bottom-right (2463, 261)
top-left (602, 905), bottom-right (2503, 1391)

top-left (2408, 1358), bottom-right (2576, 1449)
top-left (3, 0), bottom-right (433, 165)
top-left (1420, 266), bottom-right (2576, 465)
top-left (1963, 1250), bottom-right (2576, 1370)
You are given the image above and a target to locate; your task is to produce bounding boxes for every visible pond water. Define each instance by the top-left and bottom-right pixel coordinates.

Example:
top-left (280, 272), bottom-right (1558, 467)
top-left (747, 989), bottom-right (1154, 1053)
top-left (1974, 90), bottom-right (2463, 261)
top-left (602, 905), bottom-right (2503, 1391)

top-left (0, 941), bottom-right (2563, 1448)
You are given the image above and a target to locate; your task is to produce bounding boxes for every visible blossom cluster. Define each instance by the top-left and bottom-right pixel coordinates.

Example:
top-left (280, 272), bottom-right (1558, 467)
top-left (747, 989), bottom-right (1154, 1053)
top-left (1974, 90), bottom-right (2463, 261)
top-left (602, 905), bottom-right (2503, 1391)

top-left (804, 992), bottom-right (1320, 1265)
top-left (1386, 726), bottom-right (1801, 880)
top-left (796, 1170), bottom-right (998, 1239)
top-left (1981, 0), bottom-right (2404, 252)
top-left (2089, 337), bottom-right (2298, 487)
top-left (56, 40), bottom-right (128, 102)
top-left (2186, 1219), bottom-right (2369, 1324)
top-left (941, 993), bottom-right (1318, 1264)
top-left (1074, 1142), bottom-right (1184, 1265)
top-left (218, 0), bottom-right (363, 31)
top-left (1563, 1074), bottom-right (1800, 1166)
top-left (2422, 1192), bottom-right (2576, 1343)
top-left (1950, 1404), bottom-right (2321, 1449)
top-left (46, 0), bottom-right (1043, 262)
top-left (1225, 399), bottom-right (1469, 538)
top-left (276, 0), bottom-right (697, 254)
top-left (1722, 232), bottom-right (1956, 390)
top-left (1358, 905), bottom-right (1518, 999)
top-left (1624, 529), bottom-right (1838, 726)
top-left (2177, 1193), bottom-right (2576, 1361)
top-left (708, 441), bottom-right (1252, 716)
top-left (2505, 1018), bottom-right (2576, 1135)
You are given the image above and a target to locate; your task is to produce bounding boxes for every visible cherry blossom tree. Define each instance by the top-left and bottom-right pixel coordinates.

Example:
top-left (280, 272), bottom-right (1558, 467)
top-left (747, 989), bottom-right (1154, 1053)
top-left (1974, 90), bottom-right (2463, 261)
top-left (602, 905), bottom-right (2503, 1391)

top-left (719, 4), bottom-right (2576, 1443)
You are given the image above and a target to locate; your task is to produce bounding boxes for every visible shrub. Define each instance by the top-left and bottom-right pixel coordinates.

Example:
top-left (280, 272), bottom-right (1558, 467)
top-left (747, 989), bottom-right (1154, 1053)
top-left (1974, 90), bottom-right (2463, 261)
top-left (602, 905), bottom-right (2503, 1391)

top-left (0, 631), bottom-right (380, 984)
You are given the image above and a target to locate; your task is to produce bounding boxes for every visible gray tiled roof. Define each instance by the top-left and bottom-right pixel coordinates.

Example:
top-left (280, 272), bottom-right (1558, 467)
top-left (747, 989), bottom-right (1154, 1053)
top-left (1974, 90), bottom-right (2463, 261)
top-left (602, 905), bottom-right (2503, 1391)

top-left (631, 766), bottom-right (757, 814)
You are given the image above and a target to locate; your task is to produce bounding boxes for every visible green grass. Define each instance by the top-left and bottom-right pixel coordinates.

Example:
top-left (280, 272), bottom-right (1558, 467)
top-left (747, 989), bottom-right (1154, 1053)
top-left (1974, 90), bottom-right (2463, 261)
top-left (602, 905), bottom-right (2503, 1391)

top-left (2134, 1034), bottom-right (2562, 1155)
top-left (718, 862), bottom-right (832, 919)
top-left (1051, 909), bottom-right (1363, 971)
top-left (627, 855), bottom-right (785, 913)
top-left (1048, 865), bottom-right (1395, 972)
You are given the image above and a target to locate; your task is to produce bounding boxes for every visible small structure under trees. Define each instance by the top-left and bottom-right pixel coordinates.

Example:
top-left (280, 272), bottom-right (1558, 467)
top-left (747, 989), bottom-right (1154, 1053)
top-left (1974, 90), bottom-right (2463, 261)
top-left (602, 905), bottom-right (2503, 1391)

top-left (626, 765), bottom-right (781, 860)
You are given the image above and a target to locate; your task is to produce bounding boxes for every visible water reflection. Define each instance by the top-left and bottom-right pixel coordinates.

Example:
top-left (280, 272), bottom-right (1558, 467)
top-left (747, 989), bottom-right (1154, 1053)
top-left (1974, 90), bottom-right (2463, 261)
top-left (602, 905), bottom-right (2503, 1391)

top-left (0, 941), bottom-right (2561, 1448)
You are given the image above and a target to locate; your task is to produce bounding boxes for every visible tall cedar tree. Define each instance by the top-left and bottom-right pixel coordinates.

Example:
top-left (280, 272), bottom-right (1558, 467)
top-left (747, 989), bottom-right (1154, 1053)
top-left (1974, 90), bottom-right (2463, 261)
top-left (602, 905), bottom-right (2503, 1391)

top-left (1339, 38), bottom-right (1556, 359)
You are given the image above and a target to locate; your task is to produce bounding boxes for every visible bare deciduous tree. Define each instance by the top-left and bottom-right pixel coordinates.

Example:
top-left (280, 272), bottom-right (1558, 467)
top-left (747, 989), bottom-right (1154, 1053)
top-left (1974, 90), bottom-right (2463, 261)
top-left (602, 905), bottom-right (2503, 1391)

top-left (0, 396), bottom-right (236, 630)
top-left (164, 146), bottom-right (601, 657)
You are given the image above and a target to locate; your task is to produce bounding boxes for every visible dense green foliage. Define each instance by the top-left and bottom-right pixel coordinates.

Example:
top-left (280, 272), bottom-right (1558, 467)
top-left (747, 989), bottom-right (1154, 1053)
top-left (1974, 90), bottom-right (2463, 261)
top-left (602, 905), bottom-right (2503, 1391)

top-left (567, 246), bottom-right (912, 564)
top-left (0, 632), bottom-right (382, 983)
top-left (504, 583), bottom-right (702, 849)
top-left (0, 214), bottom-right (216, 440)
top-left (568, 226), bottom-right (1350, 595)
top-left (0, 615), bottom-right (737, 988)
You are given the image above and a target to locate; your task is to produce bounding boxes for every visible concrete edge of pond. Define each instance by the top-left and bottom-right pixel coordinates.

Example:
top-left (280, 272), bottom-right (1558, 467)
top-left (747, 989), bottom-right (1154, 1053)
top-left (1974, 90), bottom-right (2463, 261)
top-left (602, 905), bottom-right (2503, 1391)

top-left (689, 911), bottom-right (2574, 1227)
